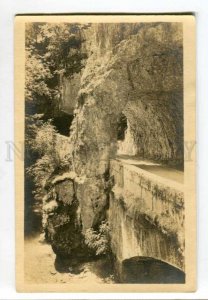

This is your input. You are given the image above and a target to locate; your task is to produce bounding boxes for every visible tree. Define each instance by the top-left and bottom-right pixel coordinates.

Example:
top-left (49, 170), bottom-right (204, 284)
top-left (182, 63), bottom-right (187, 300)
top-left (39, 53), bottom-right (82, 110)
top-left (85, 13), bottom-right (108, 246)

top-left (25, 22), bottom-right (88, 118)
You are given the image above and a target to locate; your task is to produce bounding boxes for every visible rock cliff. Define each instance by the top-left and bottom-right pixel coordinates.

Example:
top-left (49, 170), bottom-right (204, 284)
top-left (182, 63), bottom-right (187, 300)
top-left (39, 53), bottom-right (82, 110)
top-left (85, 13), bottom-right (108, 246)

top-left (44, 22), bottom-right (184, 260)
top-left (70, 22), bottom-right (183, 231)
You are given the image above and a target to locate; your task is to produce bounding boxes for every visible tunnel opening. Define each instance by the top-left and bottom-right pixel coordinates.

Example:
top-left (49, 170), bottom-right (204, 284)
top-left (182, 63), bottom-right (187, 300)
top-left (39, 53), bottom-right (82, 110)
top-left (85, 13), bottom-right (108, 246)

top-left (116, 112), bottom-right (138, 156)
top-left (115, 105), bottom-right (184, 183)
top-left (52, 111), bottom-right (74, 136)
top-left (117, 113), bottom-right (128, 141)
top-left (121, 256), bottom-right (185, 283)
top-left (114, 94), bottom-right (184, 172)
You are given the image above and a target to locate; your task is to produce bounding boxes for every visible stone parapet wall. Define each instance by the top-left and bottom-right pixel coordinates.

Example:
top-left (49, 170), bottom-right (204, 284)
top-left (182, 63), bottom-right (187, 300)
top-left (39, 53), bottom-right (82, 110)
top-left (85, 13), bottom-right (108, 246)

top-left (109, 159), bottom-right (185, 271)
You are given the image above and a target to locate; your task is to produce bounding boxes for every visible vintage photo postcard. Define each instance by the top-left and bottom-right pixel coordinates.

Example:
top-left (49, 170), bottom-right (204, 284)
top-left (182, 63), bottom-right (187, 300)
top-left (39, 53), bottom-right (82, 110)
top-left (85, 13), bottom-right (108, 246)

top-left (15, 14), bottom-right (196, 292)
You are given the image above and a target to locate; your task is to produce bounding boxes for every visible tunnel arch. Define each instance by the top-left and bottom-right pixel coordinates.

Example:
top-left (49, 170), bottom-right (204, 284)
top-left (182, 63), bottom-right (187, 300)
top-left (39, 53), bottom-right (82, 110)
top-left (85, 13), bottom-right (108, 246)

top-left (116, 112), bottom-right (138, 156)
top-left (121, 256), bottom-right (185, 283)
top-left (117, 113), bottom-right (128, 141)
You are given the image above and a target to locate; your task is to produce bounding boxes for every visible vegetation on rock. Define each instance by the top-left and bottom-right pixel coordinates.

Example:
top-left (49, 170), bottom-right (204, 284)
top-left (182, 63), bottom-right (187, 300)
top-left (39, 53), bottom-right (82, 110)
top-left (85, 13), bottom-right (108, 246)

top-left (25, 23), bottom-right (87, 202)
top-left (85, 221), bottom-right (111, 256)
top-left (25, 23), bottom-right (87, 117)
top-left (26, 116), bottom-right (71, 201)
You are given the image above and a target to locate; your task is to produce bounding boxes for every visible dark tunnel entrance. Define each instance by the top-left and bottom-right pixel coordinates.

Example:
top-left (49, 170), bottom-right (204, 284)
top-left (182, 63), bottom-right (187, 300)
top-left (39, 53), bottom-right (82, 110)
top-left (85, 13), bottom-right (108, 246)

top-left (121, 256), bottom-right (185, 283)
top-left (117, 113), bottom-right (128, 141)
top-left (52, 111), bottom-right (74, 136)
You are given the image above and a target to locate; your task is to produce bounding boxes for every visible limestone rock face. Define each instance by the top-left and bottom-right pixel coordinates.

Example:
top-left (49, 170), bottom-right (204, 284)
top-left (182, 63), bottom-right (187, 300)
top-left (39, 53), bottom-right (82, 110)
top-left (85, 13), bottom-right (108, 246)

top-left (43, 179), bottom-right (86, 258)
top-left (60, 73), bottom-right (81, 114)
top-left (44, 23), bottom-right (184, 258)
top-left (68, 23), bottom-right (183, 230)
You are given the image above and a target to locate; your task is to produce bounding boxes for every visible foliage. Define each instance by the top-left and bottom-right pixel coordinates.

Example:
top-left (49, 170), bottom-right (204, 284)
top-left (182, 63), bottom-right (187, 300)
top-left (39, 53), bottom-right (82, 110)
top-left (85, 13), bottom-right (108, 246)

top-left (25, 114), bottom-right (45, 151)
top-left (25, 22), bottom-right (88, 116)
top-left (27, 118), bottom-right (57, 156)
top-left (25, 22), bottom-right (88, 202)
top-left (85, 221), bottom-right (111, 256)
top-left (26, 116), bottom-right (72, 200)
top-left (25, 49), bottom-right (53, 103)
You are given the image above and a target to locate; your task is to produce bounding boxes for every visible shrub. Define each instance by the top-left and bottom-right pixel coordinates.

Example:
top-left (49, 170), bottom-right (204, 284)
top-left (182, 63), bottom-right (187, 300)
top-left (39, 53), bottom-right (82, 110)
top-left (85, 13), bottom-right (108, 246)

top-left (85, 221), bottom-right (111, 256)
top-left (26, 117), bottom-right (72, 200)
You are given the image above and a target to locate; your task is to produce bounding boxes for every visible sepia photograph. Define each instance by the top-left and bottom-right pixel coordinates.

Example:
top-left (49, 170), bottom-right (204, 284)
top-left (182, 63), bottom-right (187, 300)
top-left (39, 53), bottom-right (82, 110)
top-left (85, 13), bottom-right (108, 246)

top-left (15, 14), bottom-right (196, 292)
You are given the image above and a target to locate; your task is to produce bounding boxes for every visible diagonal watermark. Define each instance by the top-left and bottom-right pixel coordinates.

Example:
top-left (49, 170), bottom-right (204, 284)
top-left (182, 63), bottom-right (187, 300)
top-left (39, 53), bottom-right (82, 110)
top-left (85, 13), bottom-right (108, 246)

top-left (5, 140), bottom-right (196, 163)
